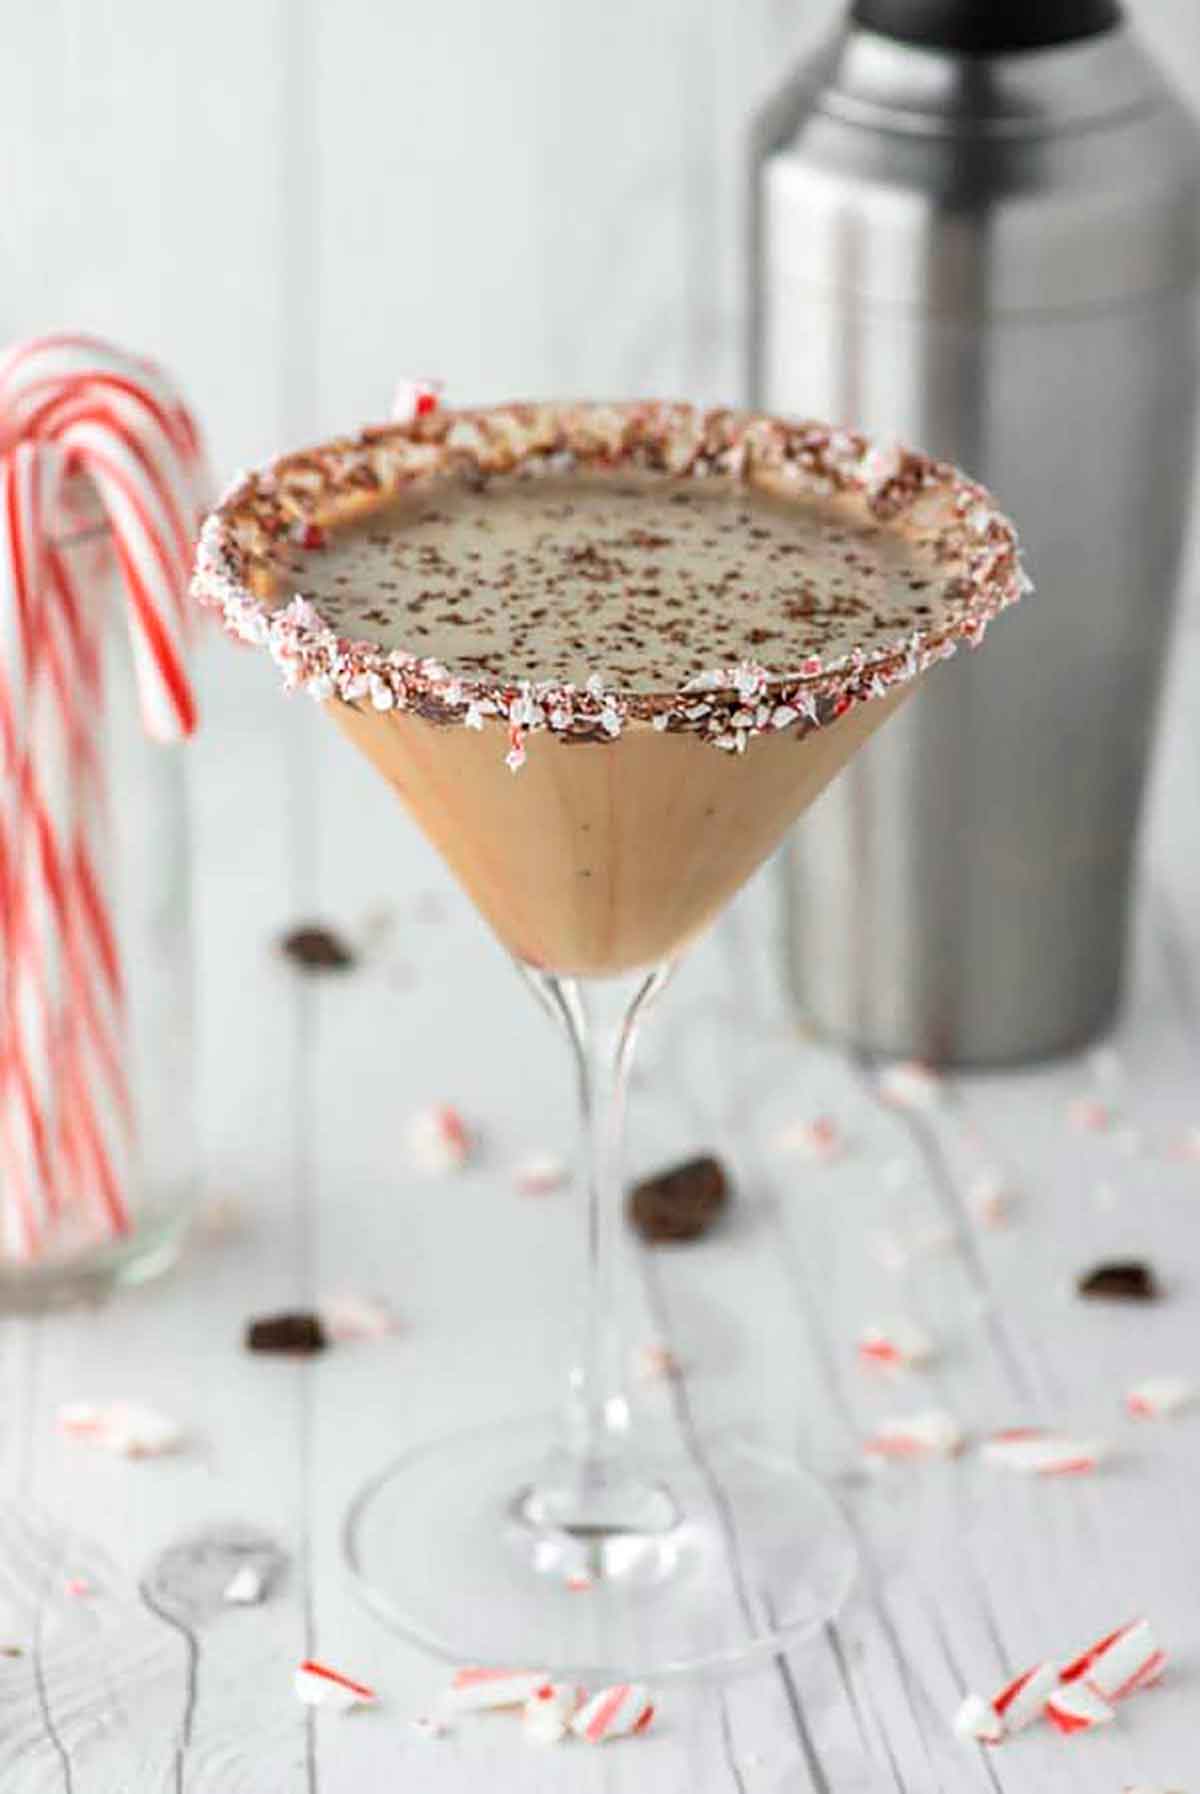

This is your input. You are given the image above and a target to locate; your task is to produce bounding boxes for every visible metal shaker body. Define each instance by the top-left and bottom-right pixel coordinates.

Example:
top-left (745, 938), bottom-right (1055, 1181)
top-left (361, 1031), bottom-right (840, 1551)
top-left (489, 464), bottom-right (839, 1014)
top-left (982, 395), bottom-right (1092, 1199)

top-left (753, 25), bottom-right (1200, 1064)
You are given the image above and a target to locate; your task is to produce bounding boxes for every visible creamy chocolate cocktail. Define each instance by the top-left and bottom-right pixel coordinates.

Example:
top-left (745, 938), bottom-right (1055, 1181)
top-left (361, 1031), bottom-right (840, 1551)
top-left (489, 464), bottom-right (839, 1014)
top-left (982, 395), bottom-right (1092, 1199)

top-left (195, 403), bottom-right (1023, 974)
top-left (193, 399), bottom-right (1026, 1677)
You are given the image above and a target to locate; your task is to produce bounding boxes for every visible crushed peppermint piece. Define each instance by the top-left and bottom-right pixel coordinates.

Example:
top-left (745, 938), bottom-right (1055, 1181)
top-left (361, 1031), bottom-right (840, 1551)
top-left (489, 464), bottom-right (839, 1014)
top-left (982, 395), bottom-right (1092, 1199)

top-left (953, 1691), bottom-right (1003, 1744)
top-left (318, 1290), bottom-right (400, 1341)
top-left (774, 1115), bottom-right (844, 1162)
top-left (969, 1169), bottom-right (1013, 1227)
top-left (858, 1318), bottom-right (935, 1371)
top-left (523, 1681), bottom-right (583, 1744)
top-left (406, 1105), bottom-right (473, 1174)
top-left (879, 1060), bottom-right (943, 1110)
top-left (512, 1152), bottom-right (567, 1196)
top-left (571, 1683), bottom-right (656, 1743)
top-left (391, 377), bottom-right (442, 422)
top-left (1061, 1617), bottom-right (1165, 1701)
top-left (992, 1660), bottom-right (1058, 1732)
top-left (1068, 1096), bottom-right (1111, 1133)
top-left (870, 1219), bottom-right (956, 1273)
top-left (1126, 1377), bottom-right (1197, 1419)
top-left (982, 1428), bottom-right (1105, 1476)
top-left (859, 440), bottom-right (903, 491)
top-left (1044, 1681), bottom-right (1114, 1735)
top-left (858, 1319), bottom-right (932, 1373)
top-left (1168, 1126), bottom-right (1200, 1162)
top-left (444, 1667), bottom-right (548, 1713)
top-left (293, 1659), bottom-right (377, 1712)
top-left (636, 1342), bottom-right (682, 1381)
top-left (864, 1409), bottom-right (964, 1460)
top-left (57, 1400), bottom-right (184, 1458)
top-left (63, 1578), bottom-right (92, 1599)
top-left (224, 1564), bottom-right (266, 1606)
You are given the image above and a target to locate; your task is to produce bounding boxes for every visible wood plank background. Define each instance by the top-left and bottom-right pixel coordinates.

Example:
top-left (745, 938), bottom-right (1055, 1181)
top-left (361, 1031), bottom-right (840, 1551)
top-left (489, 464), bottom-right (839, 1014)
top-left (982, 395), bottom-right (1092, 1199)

top-left (0, 3), bottom-right (1198, 1788)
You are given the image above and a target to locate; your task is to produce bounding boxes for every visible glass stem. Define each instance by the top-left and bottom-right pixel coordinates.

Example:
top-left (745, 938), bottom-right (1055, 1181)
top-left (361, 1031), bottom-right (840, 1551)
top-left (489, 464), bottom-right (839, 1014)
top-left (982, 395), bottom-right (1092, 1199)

top-left (523, 963), bottom-right (672, 1488)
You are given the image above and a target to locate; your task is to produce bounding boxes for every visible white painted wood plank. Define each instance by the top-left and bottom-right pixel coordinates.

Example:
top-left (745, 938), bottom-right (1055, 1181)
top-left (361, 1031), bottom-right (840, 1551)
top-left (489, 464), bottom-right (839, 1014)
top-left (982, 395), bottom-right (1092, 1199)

top-left (0, 0), bottom-right (302, 472)
top-left (0, 636), bottom-right (318, 1794)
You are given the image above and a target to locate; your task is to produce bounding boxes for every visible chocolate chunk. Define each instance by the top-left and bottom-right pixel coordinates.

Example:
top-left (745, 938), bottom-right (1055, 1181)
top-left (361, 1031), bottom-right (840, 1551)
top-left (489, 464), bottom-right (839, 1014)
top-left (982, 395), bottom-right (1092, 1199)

top-left (279, 924), bottom-right (357, 972)
top-left (627, 1155), bottom-right (729, 1243)
top-left (245, 1311), bottom-right (328, 1354)
top-left (1076, 1260), bottom-right (1161, 1303)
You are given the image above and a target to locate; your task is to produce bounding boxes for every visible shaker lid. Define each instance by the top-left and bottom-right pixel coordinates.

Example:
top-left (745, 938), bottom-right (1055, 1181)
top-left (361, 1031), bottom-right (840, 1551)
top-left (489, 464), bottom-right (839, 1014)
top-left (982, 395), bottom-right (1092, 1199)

top-left (850, 0), bottom-right (1121, 53)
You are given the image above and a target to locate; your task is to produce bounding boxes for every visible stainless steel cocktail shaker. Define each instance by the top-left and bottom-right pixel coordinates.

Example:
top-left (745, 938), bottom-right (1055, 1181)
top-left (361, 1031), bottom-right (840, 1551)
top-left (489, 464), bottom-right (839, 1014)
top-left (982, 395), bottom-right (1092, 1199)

top-left (752, 0), bottom-right (1200, 1064)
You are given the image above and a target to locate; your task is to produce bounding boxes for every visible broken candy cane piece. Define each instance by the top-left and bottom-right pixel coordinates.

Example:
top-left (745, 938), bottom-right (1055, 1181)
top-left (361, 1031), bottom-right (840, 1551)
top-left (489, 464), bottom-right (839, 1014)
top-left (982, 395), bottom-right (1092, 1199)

top-left (571, 1683), bottom-right (656, 1743)
top-left (1045, 1681), bottom-right (1115, 1734)
top-left (879, 1060), bottom-right (943, 1110)
top-left (523, 1682), bottom-right (583, 1744)
top-left (1168, 1126), bottom-right (1200, 1162)
top-left (870, 1220), bottom-right (957, 1273)
top-left (318, 1291), bottom-right (400, 1341)
top-left (57, 1401), bottom-right (184, 1458)
top-left (969, 1170), bottom-right (1014, 1228)
top-left (293, 1659), bottom-right (377, 1712)
top-left (636, 1342), bottom-right (681, 1382)
top-left (953, 1692), bottom-right (1003, 1744)
top-left (864, 1409), bottom-right (964, 1460)
top-left (991, 1660), bottom-right (1058, 1732)
top-left (774, 1116), bottom-right (844, 1162)
top-left (1068, 1097), bottom-right (1111, 1133)
top-left (406, 1105), bottom-right (472, 1174)
top-left (858, 1318), bottom-right (935, 1371)
top-left (1061, 1618), bottom-right (1166, 1702)
top-left (443, 1666), bottom-right (548, 1713)
top-left (392, 377), bottom-right (442, 422)
top-left (1127, 1377), bottom-right (1197, 1419)
top-left (224, 1564), bottom-right (266, 1606)
top-left (512, 1153), bottom-right (567, 1196)
top-left (982, 1428), bottom-right (1105, 1476)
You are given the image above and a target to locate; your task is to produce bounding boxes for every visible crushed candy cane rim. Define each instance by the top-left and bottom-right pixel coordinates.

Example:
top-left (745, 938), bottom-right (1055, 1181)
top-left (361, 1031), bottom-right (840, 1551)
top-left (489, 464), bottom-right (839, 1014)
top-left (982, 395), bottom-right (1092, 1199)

top-left (192, 401), bottom-right (1027, 757)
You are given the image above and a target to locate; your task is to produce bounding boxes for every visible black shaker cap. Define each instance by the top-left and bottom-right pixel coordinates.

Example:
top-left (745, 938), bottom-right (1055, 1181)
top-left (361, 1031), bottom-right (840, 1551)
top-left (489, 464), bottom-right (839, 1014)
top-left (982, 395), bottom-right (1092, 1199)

top-left (850, 0), bottom-right (1121, 53)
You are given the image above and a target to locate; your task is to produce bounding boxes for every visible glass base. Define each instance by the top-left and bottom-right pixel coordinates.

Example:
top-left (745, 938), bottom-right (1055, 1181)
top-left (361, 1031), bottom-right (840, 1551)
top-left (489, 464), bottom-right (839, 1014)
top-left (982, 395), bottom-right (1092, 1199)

top-left (343, 1414), bottom-right (857, 1680)
top-left (0, 1206), bottom-right (188, 1312)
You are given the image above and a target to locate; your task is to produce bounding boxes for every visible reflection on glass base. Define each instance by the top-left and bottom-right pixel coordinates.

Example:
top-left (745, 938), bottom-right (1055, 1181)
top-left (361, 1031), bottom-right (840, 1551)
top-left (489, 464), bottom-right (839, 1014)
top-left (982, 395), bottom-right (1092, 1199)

top-left (0, 1204), bottom-right (190, 1312)
top-left (344, 1414), bottom-right (857, 1680)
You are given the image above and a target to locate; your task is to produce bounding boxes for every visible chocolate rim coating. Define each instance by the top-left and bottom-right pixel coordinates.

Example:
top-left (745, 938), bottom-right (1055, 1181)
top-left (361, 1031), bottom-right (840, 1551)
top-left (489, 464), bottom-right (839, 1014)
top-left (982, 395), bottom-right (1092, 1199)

top-left (191, 400), bottom-right (1029, 758)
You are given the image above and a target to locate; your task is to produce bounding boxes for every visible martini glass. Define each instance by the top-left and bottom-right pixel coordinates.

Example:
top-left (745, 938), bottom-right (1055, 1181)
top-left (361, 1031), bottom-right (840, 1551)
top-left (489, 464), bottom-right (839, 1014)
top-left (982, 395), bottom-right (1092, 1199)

top-left (194, 400), bottom-right (1024, 1680)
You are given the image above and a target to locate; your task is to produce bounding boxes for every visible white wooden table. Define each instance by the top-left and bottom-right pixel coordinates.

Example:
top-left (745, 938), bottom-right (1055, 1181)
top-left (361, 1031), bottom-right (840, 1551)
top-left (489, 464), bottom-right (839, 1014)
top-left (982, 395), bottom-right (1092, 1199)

top-left (0, 615), bottom-right (1196, 1793)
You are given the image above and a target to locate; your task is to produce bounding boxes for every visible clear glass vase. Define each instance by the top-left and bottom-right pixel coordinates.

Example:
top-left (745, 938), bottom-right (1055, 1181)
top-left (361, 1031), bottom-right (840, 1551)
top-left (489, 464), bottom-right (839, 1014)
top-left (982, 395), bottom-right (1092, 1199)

top-left (0, 513), bottom-right (195, 1305)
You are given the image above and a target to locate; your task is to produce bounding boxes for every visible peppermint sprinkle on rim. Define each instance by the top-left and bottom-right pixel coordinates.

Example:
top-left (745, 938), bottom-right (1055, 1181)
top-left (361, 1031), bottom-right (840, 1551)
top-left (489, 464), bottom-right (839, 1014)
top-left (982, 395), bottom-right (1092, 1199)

top-left (192, 400), bottom-right (1029, 761)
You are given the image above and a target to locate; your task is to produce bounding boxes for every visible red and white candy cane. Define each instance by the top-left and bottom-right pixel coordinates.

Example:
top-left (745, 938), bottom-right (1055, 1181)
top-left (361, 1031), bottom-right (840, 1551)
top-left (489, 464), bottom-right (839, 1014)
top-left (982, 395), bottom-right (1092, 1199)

top-left (0, 334), bottom-right (205, 1258)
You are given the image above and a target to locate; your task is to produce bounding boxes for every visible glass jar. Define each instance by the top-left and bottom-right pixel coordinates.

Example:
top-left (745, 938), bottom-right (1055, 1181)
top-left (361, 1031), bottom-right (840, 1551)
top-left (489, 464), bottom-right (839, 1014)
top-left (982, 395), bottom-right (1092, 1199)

top-left (0, 512), bottom-right (195, 1305)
